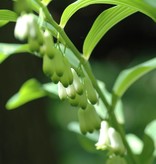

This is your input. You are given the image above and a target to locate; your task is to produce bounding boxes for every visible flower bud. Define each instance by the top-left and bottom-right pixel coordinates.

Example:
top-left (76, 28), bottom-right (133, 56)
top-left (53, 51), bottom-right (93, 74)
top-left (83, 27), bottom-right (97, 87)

top-left (14, 14), bottom-right (30, 40)
top-left (78, 104), bottom-right (101, 134)
top-left (78, 93), bottom-right (88, 109)
top-left (95, 121), bottom-right (110, 150)
top-left (43, 30), bottom-right (55, 58)
top-left (54, 53), bottom-right (65, 77)
top-left (68, 95), bottom-right (79, 107)
top-left (28, 37), bottom-right (40, 52)
top-left (60, 65), bottom-right (73, 87)
top-left (58, 82), bottom-right (67, 100)
top-left (71, 68), bottom-right (83, 95)
top-left (14, 14), bottom-right (43, 43)
top-left (78, 108), bottom-right (92, 134)
top-left (108, 128), bottom-right (126, 154)
top-left (87, 104), bottom-right (101, 130)
top-left (84, 77), bottom-right (98, 105)
top-left (42, 55), bottom-right (55, 77)
top-left (51, 73), bottom-right (60, 84)
top-left (66, 84), bottom-right (76, 99)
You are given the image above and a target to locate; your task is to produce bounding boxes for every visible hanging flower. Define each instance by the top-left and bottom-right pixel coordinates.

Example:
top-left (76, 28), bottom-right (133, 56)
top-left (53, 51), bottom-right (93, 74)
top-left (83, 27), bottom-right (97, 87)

top-left (95, 121), bottom-right (110, 150)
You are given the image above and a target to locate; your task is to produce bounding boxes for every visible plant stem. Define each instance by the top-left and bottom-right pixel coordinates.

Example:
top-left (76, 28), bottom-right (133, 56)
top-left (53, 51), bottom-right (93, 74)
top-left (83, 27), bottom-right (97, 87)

top-left (110, 111), bottom-right (138, 164)
top-left (33, 2), bottom-right (138, 163)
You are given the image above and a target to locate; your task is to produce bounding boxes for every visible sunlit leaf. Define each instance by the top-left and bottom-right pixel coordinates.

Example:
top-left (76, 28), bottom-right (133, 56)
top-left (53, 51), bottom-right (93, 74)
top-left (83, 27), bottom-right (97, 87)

top-left (83, 6), bottom-right (136, 59)
top-left (0, 43), bottom-right (30, 63)
top-left (144, 120), bottom-right (156, 156)
top-left (6, 79), bottom-right (58, 110)
top-left (113, 58), bottom-right (156, 98)
top-left (126, 133), bottom-right (143, 155)
top-left (60, 0), bottom-right (156, 28)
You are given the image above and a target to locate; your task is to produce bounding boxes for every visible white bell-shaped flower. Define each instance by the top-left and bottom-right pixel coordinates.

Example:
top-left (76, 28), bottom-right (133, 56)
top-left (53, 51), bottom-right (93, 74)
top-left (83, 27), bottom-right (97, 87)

top-left (58, 82), bottom-right (67, 100)
top-left (95, 121), bottom-right (110, 150)
top-left (108, 127), bottom-right (126, 154)
top-left (14, 14), bottom-right (30, 40)
top-left (14, 14), bottom-right (38, 41)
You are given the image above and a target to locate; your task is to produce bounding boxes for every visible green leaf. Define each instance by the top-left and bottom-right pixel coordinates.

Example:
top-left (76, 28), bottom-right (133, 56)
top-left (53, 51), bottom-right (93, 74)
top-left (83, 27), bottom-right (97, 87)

top-left (140, 134), bottom-right (155, 164)
top-left (0, 10), bottom-right (17, 27)
top-left (113, 58), bottom-right (156, 98)
top-left (0, 21), bottom-right (9, 27)
top-left (0, 10), bottom-right (17, 23)
top-left (83, 5), bottom-right (136, 59)
top-left (60, 0), bottom-right (156, 28)
top-left (126, 133), bottom-right (143, 155)
top-left (59, 44), bottom-right (80, 68)
top-left (6, 79), bottom-right (58, 110)
top-left (0, 43), bottom-right (30, 63)
top-left (144, 120), bottom-right (156, 156)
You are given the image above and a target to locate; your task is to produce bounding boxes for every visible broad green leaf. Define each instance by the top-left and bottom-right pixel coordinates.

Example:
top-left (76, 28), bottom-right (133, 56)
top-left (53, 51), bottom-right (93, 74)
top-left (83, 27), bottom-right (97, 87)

top-left (0, 10), bottom-right (17, 22)
top-left (0, 43), bottom-right (30, 63)
top-left (83, 5), bottom-right (136, 59)
top-left (145, 120), bottom-right (156, 156)
top-left (60, 0), bottom-right (156, 28)
top-left (6, 79), bottom-right (58, 110)
top-left (126, 133), bottom-right (143, 154)
top-left (140, 134), bottom-right (155, 164)
top-left (113, 58), bottom-right (156, 98)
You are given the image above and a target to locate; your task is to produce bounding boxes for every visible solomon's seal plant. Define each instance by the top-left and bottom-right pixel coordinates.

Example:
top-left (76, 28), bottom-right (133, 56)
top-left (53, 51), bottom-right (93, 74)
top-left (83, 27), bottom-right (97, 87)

top-left (1, 0), bottom-right (156, 163)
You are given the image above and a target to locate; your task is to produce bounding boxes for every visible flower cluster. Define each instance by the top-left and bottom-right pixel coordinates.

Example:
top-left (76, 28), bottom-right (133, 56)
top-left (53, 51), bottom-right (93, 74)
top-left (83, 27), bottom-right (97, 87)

top-left (14, 13), bottom-right (101, 134)
top-left (95, 121), bottom-right (126, 155)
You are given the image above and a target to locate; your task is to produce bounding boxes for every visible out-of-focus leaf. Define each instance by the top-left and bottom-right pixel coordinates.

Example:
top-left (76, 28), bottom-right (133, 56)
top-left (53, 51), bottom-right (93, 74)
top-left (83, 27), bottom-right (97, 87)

top-left (83, 5), bottom-right (136, 59)
top-left (0, 20), bottom-right (9, 27)
top-left (68, 121), bottom-right (99, 142)
top-left (144, 0), bottom-right (156, 8)
top-left (59, 44), bottom-right (80, 68)
top-left (113, 58), bottom-right (156, 98)
top-left (60, 0), bottom-right (156, 28)
top-left (140, 134), bottom-right (155, 164)
top-left (95, 80), bottom-right (124, 124)
top-left (144, 120), bottom-right (156, 156)
top-left (6, 79), bottom-right (58, 110)
top-left (126, 133), bottom-right (143, 155)
top-left (0, 43), bottom-right (30, 63)
top-left (0, 10), bottom-right (17, 27)
top-left (0, 10), bottom-right (17, 22)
